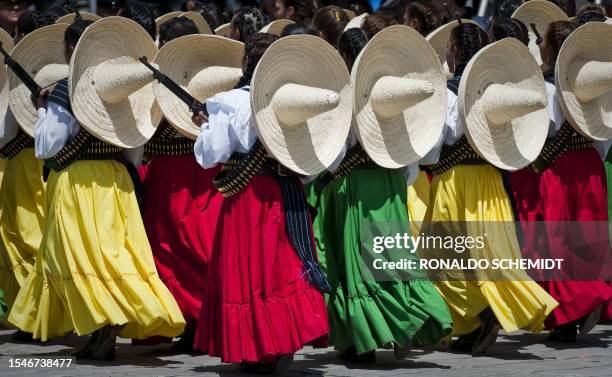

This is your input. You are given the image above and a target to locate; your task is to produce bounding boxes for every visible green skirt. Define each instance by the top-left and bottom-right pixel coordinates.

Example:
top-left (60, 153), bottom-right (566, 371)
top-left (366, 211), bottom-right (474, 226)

top-left (0, 289), bottom-right (7, 317)
top-left (606, 147), bottom-right (612, 245)
top-left (312, 168), bottom-right (452, 354)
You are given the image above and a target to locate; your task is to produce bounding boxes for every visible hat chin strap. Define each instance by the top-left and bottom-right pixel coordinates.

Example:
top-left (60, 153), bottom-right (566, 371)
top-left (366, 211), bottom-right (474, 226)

top-left (271, 83), bottom-right (340, 129)
top-left (480, 84), bottom-right (546, 125)
top-left (369, 76), bottom-right (434, 119)
top-left (94, 59), bottom-right (155, 104)
top-left (574, 60), bottom-right (612, 103)
top-left (187, 66), bottom-right (243, 101)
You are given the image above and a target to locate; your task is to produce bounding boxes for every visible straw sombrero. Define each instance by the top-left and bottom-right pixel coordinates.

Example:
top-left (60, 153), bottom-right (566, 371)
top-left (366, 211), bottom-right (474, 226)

top-left (181, 11), bottom-right (212, 34)
top-left (353, 25), bottom-right (446, 168)
top-left (251, 35), bottom-right (352, 175)
top-left (344, 13), bottom-right (368, 31)
top-left (512, 0), bottom-right (568, 65)
top-left (70, 17), bottom-right (161, 147)
top-left (556, 22), bottom-right (612, 140)
top-left (8, 24), bottom-right (69, 136)
top-left (55, 12), bottom-right (101, 24)
top-left (215, 22), bottom-right (231, 37)
top-left (459, 38), bottom-right (548, 171)
top-left (153, 35), bottom-right (244, 139)
top-left (426, 19), bottom-right (480, 78)
top-left (0, 28), bottom-right (14, 124)
top-left (155, 11), bottom-right (183, 34)
top-left (259, 19), bottom-right (294, 35)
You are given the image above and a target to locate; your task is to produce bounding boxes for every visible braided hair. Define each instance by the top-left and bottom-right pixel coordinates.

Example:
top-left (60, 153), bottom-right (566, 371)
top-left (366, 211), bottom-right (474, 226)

top-left (280, 22), bottom-right (317, 37)
top-left (15, 10), bottom-right (49, 40)
top-left (338, 28), bottom-right (371, 71)
top-left (230, 7), bottom-right (266, 43)
top-left (548, 0), bottom-right (576, 17)
top-left (362, 12), bottom-right (397, 36)
top-left (448, 22), bottom-right (489, 77)
top-left (540, 20), bottom-right (578, 75)
top-left (312, 5), bottom-right (350, 48)
top-left (576, 11), bottom-right (607, 24)
top-left (235, 33), bottom-right (280, 88)
top-left (280, 0), bottom-right (316, 23)
top-left (44, 6), bottom-right (70, 23)
top-left (404, 1), bottom-right (441, 36)
top-left (489, 17), bottom-right (529, 46)
top-left (158, 16), bottom-right (199, 48)
top-left (497, 0), bottom-right (524, 18)
top-left (119, 1), bottom-right (156, 39)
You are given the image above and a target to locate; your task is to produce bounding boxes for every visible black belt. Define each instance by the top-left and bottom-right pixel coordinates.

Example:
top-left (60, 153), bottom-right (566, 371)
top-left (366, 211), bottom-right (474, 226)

top-left (530, 123), bottom-right (593, 173)
top-left (420, 137), bottom-right (486, 176)
top-left (0, 129), bottom-right (34, 160)
top-left (315, 145), bottom-right (377, 194)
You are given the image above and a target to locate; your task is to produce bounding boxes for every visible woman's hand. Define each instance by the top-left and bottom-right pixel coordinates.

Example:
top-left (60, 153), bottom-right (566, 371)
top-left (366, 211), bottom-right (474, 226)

top-left (33, 88), bottom-right (51, 110)
top-left (192, 110), bottom-right (208, 126)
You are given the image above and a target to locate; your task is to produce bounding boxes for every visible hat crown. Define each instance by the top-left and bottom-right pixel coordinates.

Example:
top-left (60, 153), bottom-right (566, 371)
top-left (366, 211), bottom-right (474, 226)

top-left (370, 76), bottom-right (434, 119)
top-left (480, 83), bottom-right (547, 125)
top-left (187, 66), bottom-right (243, 101)
top-left (94, 58), bottom-right (155, 104)
top-left (573, 60), bottom-right (612, 103)
top-left (34, 64), bottom-right (69, 87)
top-left (271, 83), bottom-right (340, 129)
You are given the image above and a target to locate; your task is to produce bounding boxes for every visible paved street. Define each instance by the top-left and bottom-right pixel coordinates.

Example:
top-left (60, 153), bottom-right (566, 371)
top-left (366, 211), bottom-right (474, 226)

top-left (0, 325), bottom-right (610, 377)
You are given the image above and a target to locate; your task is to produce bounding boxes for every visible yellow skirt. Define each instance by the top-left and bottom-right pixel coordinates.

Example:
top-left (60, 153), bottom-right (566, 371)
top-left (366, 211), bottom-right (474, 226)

top-left (407, 171), bottom-right (430, 237)
top-left (0, 149), bottom-right (45, 314)
top-left (9, 160), bottom-right (185, 340)
top-left (424, 165), bottom-right (558, 335)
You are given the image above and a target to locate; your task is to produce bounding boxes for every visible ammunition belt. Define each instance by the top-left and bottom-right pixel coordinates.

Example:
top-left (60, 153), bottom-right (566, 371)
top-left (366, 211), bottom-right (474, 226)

top-left (420, 137), bottom-right (486, 176)
top-left (213, 141), bottom-right (268, 198)
top-left (314, 144), bottom-right (377, 194)
top-left (0, 129), bottom-right (34, 160)
top-left (44, 129), bottom-right (122, 172)
top-left (530, 123), bottom-right (593, 173)
top-left (143, 122), bottom-right (194, 162)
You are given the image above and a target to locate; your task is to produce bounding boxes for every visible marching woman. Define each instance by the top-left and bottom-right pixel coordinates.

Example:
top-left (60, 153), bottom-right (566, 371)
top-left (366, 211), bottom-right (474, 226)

top-left (421, 21), bottom-right (558, 355)
top-left (8, 17), bottom-right (185, 360)
top-left (313, 26), bottom-right (452, 362)
top-left (192, 33), bottom-right (343, 373)
top-left (510, 21), bottom-right (612, 341)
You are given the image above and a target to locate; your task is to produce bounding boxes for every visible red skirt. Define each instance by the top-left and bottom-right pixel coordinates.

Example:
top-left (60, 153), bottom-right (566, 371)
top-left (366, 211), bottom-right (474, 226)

top-left (193, 175), bottom-right (329, 363)
top-left (510, 148), bottom-right (612, 329)
top-left (140, 155), bottom-right (223, 322)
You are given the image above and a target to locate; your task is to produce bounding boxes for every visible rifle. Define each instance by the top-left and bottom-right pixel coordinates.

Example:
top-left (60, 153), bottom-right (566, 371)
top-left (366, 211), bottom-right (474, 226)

top-left (530, 23), bottom-right (543, 45)
top-left (139, 56), bottom-right (207, 116)
top-left (0, 42), bottom-right (42, 101)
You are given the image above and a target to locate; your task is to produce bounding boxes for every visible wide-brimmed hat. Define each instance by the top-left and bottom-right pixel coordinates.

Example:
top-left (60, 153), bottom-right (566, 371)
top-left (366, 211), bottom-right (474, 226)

top-left (251, 35), bottom-right (352, 175)
top-left (426, 19), bottom-right (480, 78)
top-left (70, 17), bottom-right (161, 147)
top-left (56, 12), bottom-right (102, 24)
top-left (8, 23), bottom-right (68, 136)
top-left (215, 22), bottom-right (231, 37)
top-left (181, 11), bottom-right (212, 34)
top-left (353, 25), bottom-right (446, 168)
top-left (556, 22), bottom-right (612, 140)
top-left (512, 0), bottom-right (568, 65)
top-left (260, 19), bottom-right (294, 35)
top-left (344, 13), bottom-right (368, 31)
top-left (0, 28), bottom-right (14, 123)
top-left (155, 11), bottom-right (183, 34)
top-left (460, 38), bottom-right (549, 171)
top-left (153, 35), bottom-right (244, 139)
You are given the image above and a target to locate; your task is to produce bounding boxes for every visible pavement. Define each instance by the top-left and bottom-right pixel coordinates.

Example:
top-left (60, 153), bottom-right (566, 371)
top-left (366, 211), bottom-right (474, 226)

top-left (0, 325), bottom-right (610, 377)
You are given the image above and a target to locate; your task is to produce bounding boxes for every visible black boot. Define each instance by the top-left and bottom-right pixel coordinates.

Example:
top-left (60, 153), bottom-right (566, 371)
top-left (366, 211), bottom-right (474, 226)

top-left (239, 355), bottom-right (293, 375)
top-left (90, 325), bottom-right (118, 361)
top-left (579, 304), bottom-right (603, 335)
top-left (337, 347), bottom-right (376, 363)
top-left (472, 308), bottom-right (500, 356)
top-left (72, 331), bottom-right (100, 359)
top-left (547, 322), bottom-right (577, 343)
top-left (172, 324), bottom-right (196, 353)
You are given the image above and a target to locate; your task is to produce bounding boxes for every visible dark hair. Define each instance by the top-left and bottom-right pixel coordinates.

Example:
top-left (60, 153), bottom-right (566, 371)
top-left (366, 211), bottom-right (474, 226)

top-left (280, 22), bottom-right (317, 37)
top-left (64, 19), bottom-right (94, 47)
top-left (120, 1), bottom-right (156, 39)
top-left (338, 28), bottom-right (371, 71)
top-left (548, 0), bottom-right (576, 17)
top-left (497, 0), bottom-right (524, 18)
top-left (236, 32), bottom-right (279, 88)
top-left (542, 20), bottom-right (578, 71)
top-left (231, 7), bottom-right (266, 42)
top-left (449, 22), bottom-right (489, 76)
top-left (577, 2), bottom-right (605, 16)
top-left (196, 2), bottom-right (222, 30)
top-left (362, 13), bottom-right (397, 35)
top-left (576, 11), bottom-right (607, 24)
top-left (404, 1), bottom-right (441, 36)
top-left (158, 16), bottom-right (199, 47)
top-left (312, 5), bottom-right (350, 48)
top-left (489, 17), bottom-right (529, 45)
top-left (348, 0), bottom-right (372, 16)
top-left (16, 10), bottom-right (49, 37)
top-left (282, 0), bottom-right (316, 22)
top-left (44, 6), bottom-right (70, 23)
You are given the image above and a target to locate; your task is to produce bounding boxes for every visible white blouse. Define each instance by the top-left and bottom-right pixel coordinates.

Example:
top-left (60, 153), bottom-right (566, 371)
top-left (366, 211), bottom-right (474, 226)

top-left (545, 81), bottom-right (565, 138)
top-left (0, 108), bottom-right (19, 149)
top-left (420, 88), bottom-right (464, 165)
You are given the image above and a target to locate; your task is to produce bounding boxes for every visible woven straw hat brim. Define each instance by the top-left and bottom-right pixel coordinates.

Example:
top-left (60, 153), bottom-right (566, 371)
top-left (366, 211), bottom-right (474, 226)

top-left (56, 12), bottom-right (101, 24)
top-left (155, 11), bottom-right (183, 34)
top-left (8, 23), bottom-right (68, 136)
top-left (153, 35), bottom-right (244, 139)
top-left (556, 22), bottom-right (612, 140)
top-left (344, 13), bottom-right (368, 31)
top-left (0, 28), bottom-right (14, 123)
top-left (459, 38), bottom-right (549, 171)
top-left (215, 23), bottom-right (231, 37)
top-left (353, 25), bottom-right (446, 168)
top-left (251, 35), bottom-right (352, 175)
top-left (512, 0), bottom-right (568, 65)
top-left (426, 19), bottom-right (479, 78)
top-left (260, 19), bottom-right (294, 35)
top-left (70, 17), bottom-right (161, 147)
top-left (181, 11), bottom-right (212, 34)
